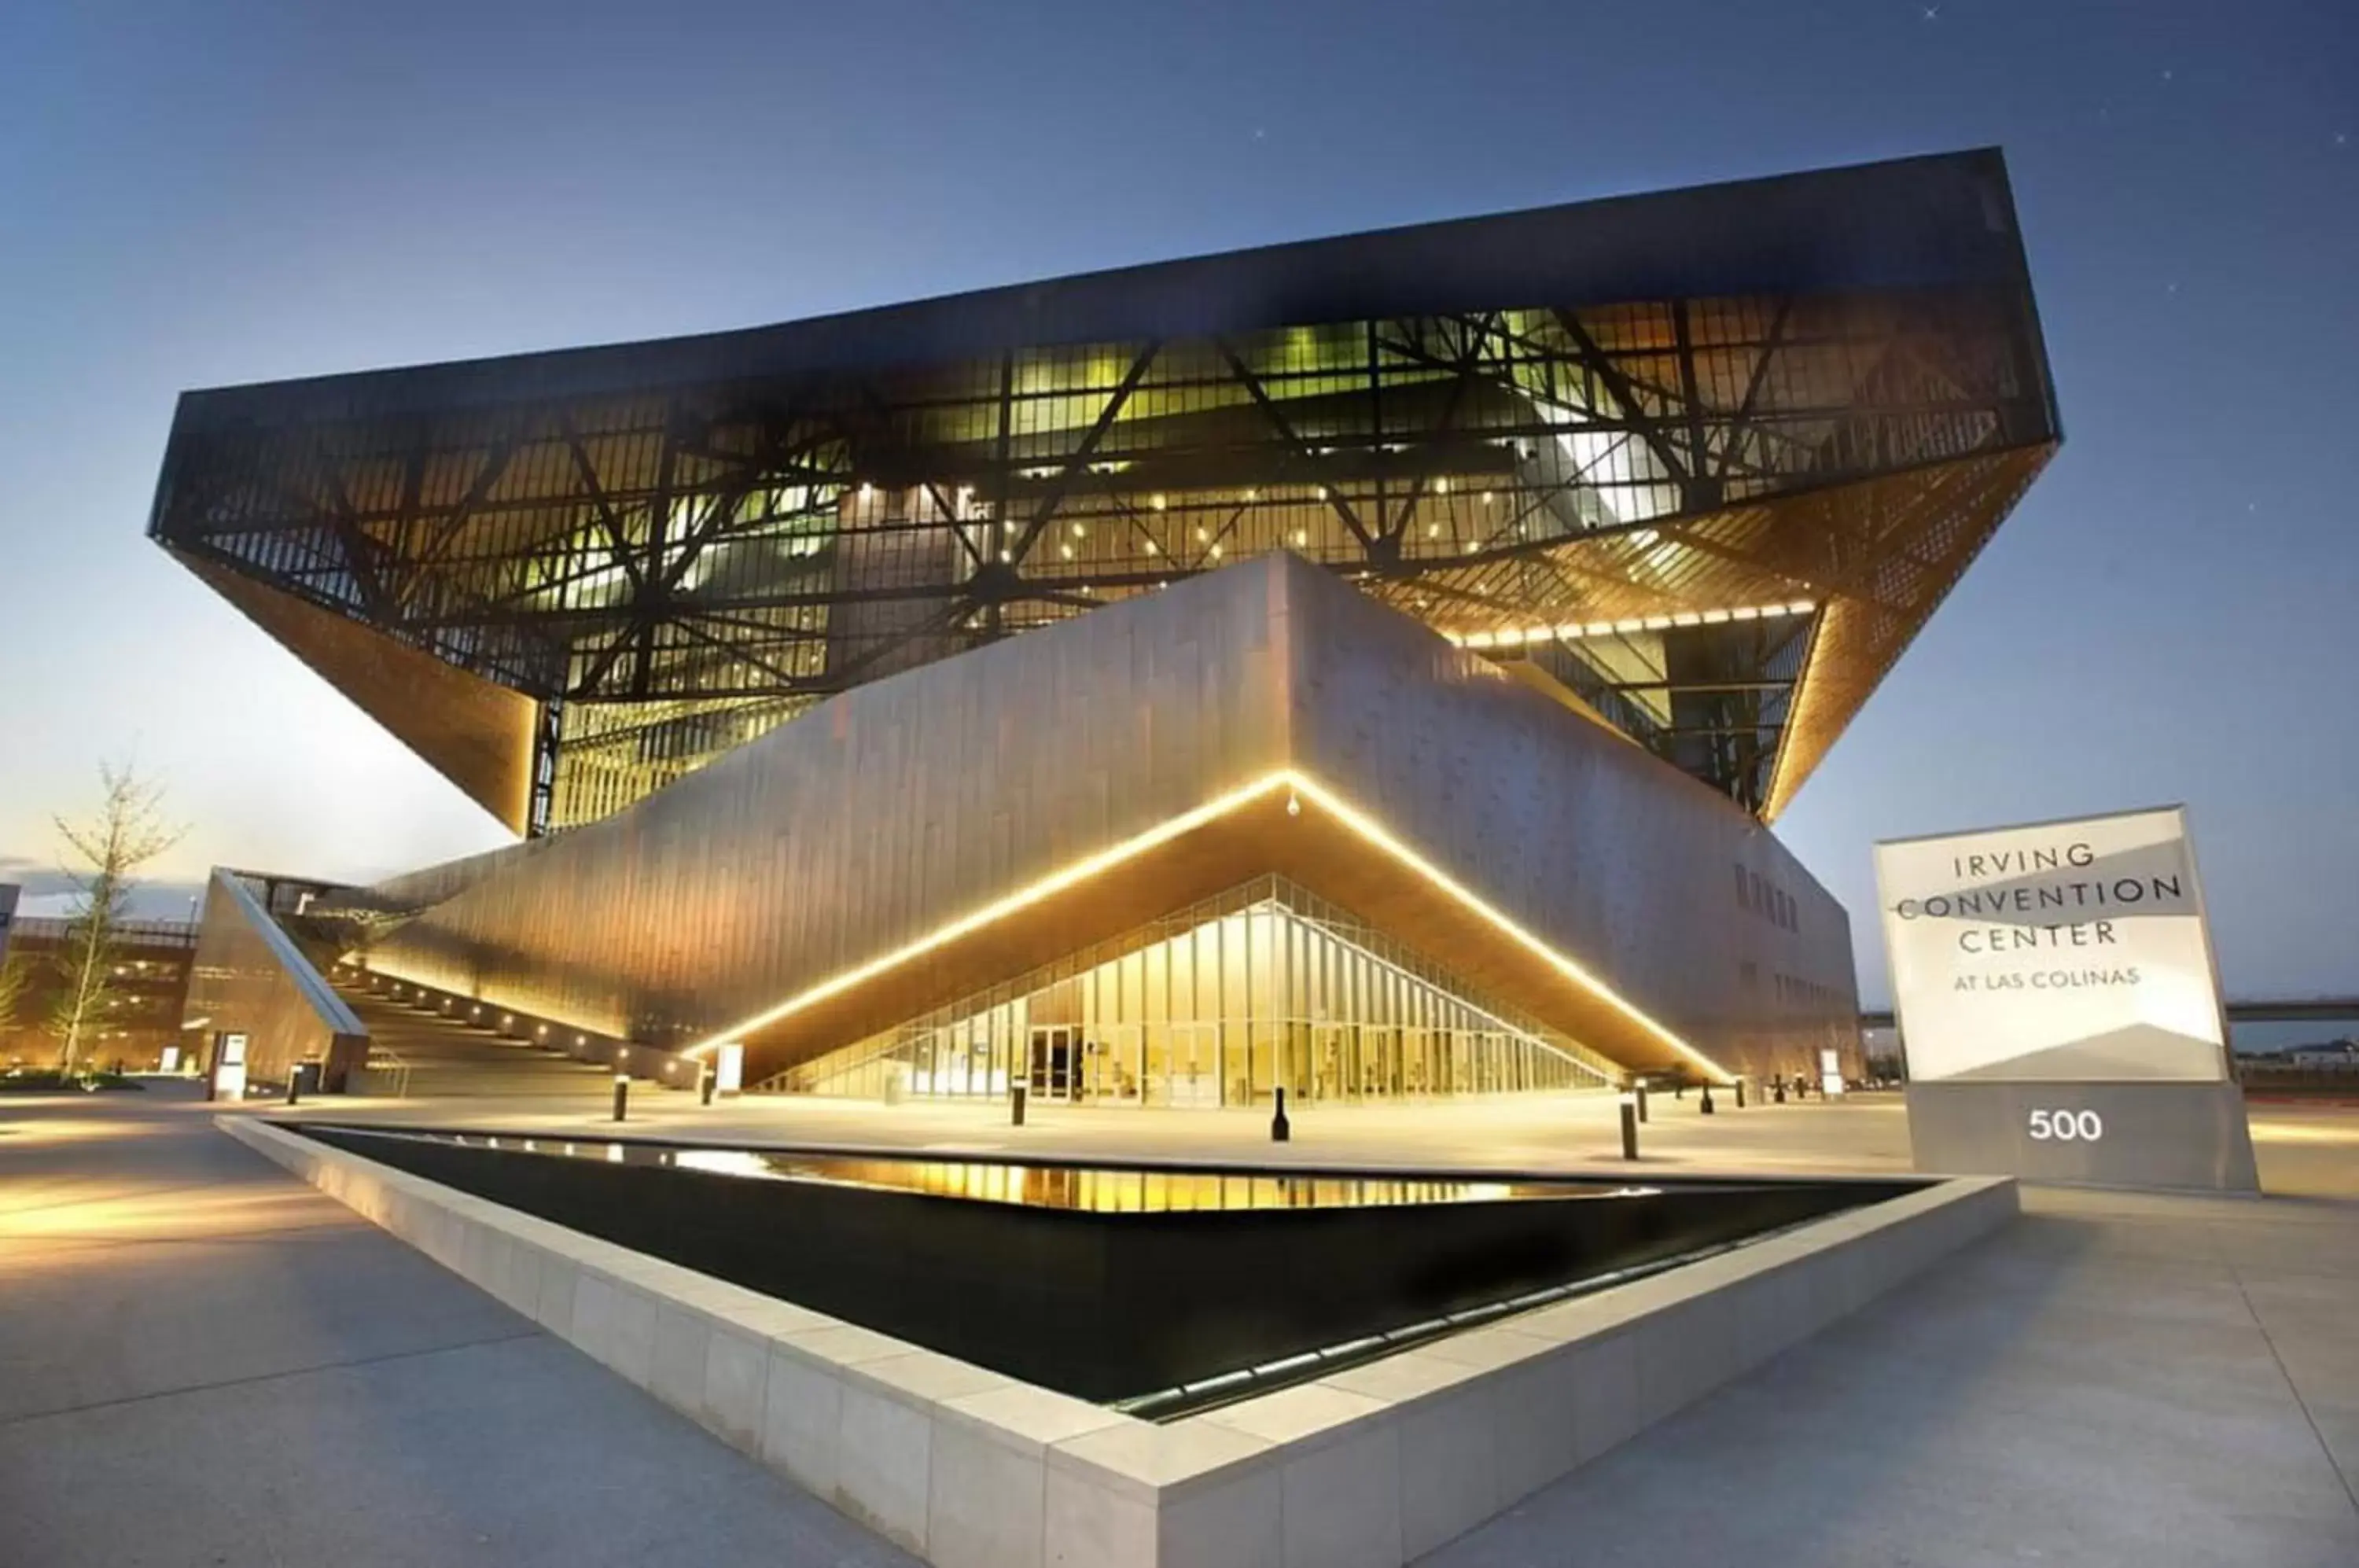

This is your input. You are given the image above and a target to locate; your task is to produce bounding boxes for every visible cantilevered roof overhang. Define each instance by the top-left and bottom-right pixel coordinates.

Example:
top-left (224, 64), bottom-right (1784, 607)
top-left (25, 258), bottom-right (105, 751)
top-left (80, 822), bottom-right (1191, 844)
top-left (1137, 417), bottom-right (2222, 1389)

top-left (151, 148), bottom-right (2058, 834)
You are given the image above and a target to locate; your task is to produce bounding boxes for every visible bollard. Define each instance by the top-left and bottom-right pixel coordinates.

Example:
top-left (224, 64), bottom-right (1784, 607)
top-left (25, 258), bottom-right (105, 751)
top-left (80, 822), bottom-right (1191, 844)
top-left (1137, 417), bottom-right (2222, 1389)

top-left (701, 1063), bottom-right (716, 1106)
top-left (1620, 1093), bottom-right (1640, 1160)
top-left (1734, 1077), bottom-right (1746, 1110)
top-left (1010, 1084), bottom-right (1027, 1126)
top-left (1700, 1084), bottom-right (1716, 1115)
top-left (1271, 1085), bottom-right (1292, 1143)
top-left (1775, 1080), bottom-right (1787, 1104)
top-left (1634, 1081), bottom-right (1650, 1124)
top-left (612, 1073), bottom-right (630, 1122)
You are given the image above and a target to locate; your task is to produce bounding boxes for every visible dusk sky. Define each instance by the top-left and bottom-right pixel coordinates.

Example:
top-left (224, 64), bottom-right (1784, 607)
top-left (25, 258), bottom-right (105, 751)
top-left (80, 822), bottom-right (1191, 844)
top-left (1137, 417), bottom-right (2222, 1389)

top-left (2, 1), bottom-right (2352, 1006)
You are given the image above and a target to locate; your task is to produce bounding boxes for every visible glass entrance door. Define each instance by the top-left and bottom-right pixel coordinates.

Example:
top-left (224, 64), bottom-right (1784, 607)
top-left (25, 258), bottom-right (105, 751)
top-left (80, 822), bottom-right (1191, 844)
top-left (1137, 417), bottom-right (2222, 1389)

top-left (1166, 1025), bottom-right (1220, 1107)
top-left (1027, 1025), bottom-right (1080, 1102)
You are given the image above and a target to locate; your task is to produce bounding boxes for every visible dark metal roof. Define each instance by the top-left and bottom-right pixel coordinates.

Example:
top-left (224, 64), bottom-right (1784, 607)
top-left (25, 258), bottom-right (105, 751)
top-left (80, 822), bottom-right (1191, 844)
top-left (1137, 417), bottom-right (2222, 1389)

top-left (173, 148), bottom-right (2032, 428)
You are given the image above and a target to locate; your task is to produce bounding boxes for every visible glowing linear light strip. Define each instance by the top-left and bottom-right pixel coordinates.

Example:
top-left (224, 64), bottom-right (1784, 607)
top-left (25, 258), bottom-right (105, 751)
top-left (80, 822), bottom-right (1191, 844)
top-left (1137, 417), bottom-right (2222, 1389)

top-left (683, 768), bottom-right (1729, 1084)
top-left (1447, 600), bottom-right (1815, 651)
top-left (683, 772), bottom-right (1294, 1058)
top-left (1279, 773), bottom-right (1730, 1084)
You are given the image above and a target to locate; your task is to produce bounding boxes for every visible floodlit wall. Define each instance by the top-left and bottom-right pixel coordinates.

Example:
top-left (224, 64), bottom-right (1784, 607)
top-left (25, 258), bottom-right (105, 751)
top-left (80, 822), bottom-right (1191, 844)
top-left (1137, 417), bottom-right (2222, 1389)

top-left (362, 555), bottom-right (1857, 1087)
top-left (1281, 554), bottom-right (1860, 1081)
top-left (184, 869), bottom-right (370, 1090)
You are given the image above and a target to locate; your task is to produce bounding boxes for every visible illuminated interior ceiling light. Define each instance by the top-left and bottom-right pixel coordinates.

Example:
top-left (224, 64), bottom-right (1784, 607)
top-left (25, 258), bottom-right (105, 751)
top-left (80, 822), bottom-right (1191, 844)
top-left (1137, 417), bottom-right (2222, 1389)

top-left (1426, 523), bottom-right (1440, 538)
top-left (1671, 612), bottom-right (1701, 627)
top-left (1144, 539), bottom-right (1160, 555)
top-left (858, 482), bottom-right (873, 498)
top-left (1481, 491), bottom-right (1494, 504)
top-left (1293, 529), bottom-right (1308, 547)
top-left (1701, 609), bottom-right (1731, 624)
top-left (1614, 618), bottom-right (1646, 633)
top-left (1059, 544), bottom-right (1074, 560)
top-left (1433, 477), bottom-right (1448, 494)
top-left (998, 549), bottom-right (1011, 563)
top-left (1245, 488), bottom-right (1258, 502)
top-left (1729, 606), bottom-right (1759, 620)
top-left (1785, 599), bottom-right (1817, 616)
top-left (1209, 542), bottom-right (1224, 558)
top-left (1070, 521), bottom-right (1085, 537)
top-left (1196, 527), bottom-right (1209, 542)
top-left (679, 768), bottom-right (1726, 1083)
top-left (1643, 616), bottom-right (1673, 630)
top-left (1151, 494), bottom-right (1167, 511)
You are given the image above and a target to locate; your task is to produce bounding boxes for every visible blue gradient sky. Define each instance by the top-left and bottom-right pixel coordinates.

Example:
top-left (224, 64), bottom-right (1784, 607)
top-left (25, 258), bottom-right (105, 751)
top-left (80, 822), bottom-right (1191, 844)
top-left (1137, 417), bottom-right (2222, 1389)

top-left (2, 1), bottom-right (2353, 1004)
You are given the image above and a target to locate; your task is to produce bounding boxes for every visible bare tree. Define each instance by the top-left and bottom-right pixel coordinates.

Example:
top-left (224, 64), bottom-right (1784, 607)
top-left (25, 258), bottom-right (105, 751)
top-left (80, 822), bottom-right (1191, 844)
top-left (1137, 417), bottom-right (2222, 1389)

top-left (50, 764), bottom-right (185, 1079)
top-left (0, 948), bottom-right (34, 1040)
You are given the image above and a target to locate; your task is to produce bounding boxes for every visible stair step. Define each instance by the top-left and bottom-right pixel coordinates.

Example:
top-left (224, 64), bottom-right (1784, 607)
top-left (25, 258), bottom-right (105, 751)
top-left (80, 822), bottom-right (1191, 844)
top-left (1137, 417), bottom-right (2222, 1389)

top-left (337, 983), bottom-right (630, 1099)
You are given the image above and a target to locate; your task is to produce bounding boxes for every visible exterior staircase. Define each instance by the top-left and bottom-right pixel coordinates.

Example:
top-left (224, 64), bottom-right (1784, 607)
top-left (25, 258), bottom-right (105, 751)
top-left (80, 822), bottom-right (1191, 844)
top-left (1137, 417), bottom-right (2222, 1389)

top-left (336, 982), bottom-right (619, 1102)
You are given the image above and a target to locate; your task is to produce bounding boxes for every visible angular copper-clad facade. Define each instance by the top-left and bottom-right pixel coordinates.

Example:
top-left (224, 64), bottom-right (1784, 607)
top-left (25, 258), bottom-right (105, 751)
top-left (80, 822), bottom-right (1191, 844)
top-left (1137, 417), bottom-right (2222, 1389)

top-left (149, 149), bottom-right (2057, 834)
top-left (359, 555), bottom-right (1861, 1088)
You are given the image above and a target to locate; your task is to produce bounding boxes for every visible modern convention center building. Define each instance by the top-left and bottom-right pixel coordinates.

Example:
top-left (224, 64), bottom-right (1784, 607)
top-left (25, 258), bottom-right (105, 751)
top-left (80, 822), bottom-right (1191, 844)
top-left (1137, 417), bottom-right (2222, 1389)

top-left (150, 148), bottom-right (2058, 1108)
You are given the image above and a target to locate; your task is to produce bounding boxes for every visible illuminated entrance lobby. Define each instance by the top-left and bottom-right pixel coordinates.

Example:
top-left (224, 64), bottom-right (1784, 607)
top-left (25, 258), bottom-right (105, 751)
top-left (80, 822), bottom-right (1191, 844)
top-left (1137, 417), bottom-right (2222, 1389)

top-left (787, 877), bottom-right (1617, 1104)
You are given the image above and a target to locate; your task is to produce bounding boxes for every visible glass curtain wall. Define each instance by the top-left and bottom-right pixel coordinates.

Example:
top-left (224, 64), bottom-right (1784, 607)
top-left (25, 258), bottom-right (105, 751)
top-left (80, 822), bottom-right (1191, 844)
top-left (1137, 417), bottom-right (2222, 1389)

top-left (781, 877), bottom-right (1614, 1106)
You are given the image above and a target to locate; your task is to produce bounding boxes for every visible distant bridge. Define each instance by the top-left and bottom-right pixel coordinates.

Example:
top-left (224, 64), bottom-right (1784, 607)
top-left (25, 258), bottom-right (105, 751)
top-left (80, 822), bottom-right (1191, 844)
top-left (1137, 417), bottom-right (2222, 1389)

top-left (1860, 999), bottom-right (2359, 1031)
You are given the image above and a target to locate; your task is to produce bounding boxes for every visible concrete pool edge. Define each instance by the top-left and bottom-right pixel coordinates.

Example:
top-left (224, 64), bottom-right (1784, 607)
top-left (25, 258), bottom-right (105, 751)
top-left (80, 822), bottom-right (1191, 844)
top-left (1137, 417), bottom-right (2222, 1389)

top-left (217, 1113), bottom-right (2018, 1567)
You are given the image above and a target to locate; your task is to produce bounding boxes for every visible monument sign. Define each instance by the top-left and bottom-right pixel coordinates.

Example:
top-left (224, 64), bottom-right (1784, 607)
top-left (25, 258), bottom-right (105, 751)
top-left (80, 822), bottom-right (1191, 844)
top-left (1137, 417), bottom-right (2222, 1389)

top-left (1875, 806), bottom-right (2258, 1191)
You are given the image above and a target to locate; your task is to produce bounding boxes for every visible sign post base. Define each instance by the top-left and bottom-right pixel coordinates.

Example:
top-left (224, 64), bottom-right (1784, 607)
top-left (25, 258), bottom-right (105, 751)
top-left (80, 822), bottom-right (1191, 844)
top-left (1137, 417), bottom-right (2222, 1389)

top-left (1905, 1080), bottom-right (2259, 1193)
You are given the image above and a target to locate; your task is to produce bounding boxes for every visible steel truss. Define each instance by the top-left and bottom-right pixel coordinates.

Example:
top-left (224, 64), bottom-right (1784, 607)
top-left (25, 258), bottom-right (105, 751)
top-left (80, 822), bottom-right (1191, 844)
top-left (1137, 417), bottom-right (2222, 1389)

top-left (155, 282), bottom-right (2052, 831)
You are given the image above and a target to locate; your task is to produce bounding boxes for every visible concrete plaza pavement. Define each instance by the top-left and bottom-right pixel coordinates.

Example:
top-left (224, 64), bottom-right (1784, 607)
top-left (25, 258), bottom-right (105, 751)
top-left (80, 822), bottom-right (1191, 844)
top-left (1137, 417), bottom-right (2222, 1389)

top-left (5, 1078), bottom-right (2355, 1565)
top-left (1431, 1179), bottom-right (2359, 1567)
top-left (0, 1080), bottom-right (917, 1568)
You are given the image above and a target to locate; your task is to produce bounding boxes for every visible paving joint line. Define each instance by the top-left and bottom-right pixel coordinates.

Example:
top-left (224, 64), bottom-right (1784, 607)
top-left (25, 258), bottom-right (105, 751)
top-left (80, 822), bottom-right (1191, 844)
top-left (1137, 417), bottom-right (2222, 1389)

top-left (2228, 1257), bottom-right (2359, 1516)
top-left (0, 1328), bottom-right (547, 1431)
top-left (0, 1220), bottom-right (380, 1252)
top-left (0, 1177), bottom-right (336, 1222)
